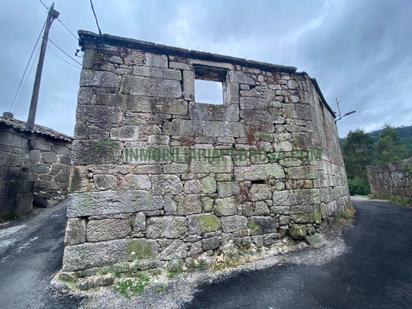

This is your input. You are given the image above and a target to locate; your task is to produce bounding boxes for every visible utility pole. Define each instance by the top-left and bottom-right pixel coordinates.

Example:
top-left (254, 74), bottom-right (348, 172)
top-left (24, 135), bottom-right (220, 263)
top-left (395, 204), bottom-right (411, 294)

top-left (335, 98), bottom-right (342, 119)
top-left (334, 98), bottom-right (356, 122)
top-left (26, 3), bottom-right (59, 130)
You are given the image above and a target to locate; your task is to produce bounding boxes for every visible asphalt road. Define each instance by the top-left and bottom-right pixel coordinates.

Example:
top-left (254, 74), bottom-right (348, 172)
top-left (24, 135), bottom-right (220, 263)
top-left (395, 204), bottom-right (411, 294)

top-left (0, 201), bottom-right (82, 309)
top-left (1, 198), bottom-right (411, 308)
top-left (185, 198), bottom-right (412, 309)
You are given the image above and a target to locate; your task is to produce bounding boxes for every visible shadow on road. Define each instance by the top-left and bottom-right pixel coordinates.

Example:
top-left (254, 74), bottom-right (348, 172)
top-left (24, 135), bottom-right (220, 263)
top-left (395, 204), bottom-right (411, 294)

top-left (0, 200), bottom-right (83, 309)
top-left (185, 198), bottom-right (412, 309)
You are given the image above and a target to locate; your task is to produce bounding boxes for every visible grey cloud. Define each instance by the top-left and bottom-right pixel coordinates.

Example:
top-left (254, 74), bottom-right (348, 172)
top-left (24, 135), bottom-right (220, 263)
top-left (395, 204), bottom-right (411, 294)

top-left (0, 0), bottom-right (410, 137)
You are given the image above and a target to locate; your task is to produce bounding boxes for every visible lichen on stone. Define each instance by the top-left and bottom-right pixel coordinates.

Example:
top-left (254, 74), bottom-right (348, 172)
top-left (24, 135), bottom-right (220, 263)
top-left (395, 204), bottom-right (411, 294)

top-left (289, 224), bottom-right (307, 240)
top-left (69, 167), bottom-right (81, 192)
top-left (248, 220), bottom-right (261, 235)
top-left (128, 240), bottom-right (155, 260)
top-left (81, 139), bottom-right (121, 164)
top-left (199, 214), bottom-right (221, 233)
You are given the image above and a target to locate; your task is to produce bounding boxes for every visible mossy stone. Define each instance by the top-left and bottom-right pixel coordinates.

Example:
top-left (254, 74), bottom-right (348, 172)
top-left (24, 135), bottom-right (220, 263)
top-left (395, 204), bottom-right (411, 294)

top-left (79, 139), bottom-right (121, 164)
top-left (289, 224), bottom-right (307, 240)
top-left (200, 176), bottom-right (216, 193)
top-left (128, 240), bottom-right (156, 260)
top-left (199, 214), bottom-right (221, 233)
top-left (202, 197), bottom-right (214, 212)
top-left (313, 209), bottom-right (322, 224)
top-left (248, 220), bottom-right (261, 235)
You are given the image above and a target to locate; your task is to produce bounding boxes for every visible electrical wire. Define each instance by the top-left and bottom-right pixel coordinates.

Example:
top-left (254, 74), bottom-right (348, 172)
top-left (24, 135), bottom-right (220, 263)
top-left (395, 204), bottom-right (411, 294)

top-left (37, 0), bottom-right (48, 10)
top-left (35, 0), bottom-right (79, 42)
top-left (48, 44), bottom-right (82, 69)
top-left (48, 38), bottom-right (83, 66)
top-left (9, 15), bottom-right (47, 112)
top-left (90, 0), bottom-right (102, 35)
top-left (57, 18), bottom-right (79, 41)
top-left (12, 44), bottom-right (43, 113)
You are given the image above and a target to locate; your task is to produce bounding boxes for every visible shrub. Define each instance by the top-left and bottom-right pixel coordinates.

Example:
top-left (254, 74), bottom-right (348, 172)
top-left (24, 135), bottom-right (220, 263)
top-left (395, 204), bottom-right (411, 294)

top-left (348, 177), bottom-right (370, 195)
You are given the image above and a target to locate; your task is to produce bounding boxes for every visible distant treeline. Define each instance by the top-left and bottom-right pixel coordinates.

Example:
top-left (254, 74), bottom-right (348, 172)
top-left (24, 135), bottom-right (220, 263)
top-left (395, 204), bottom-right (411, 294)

top-left (340, 125), bottom-right (412, 195)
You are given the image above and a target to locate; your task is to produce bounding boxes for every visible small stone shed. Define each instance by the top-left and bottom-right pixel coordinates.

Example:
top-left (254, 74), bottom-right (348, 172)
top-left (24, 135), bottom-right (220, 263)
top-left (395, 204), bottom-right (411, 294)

top-left (61, 30), bottom-right (350, 284)
top-left (0, 113), bottom-right (72, 219)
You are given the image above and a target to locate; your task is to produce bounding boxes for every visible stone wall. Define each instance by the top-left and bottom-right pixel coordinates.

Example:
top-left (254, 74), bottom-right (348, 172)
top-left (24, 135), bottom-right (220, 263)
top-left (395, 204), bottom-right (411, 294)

top-left (0, 115), bottom-right (72, 219)
top-left (367, 158), bottom-right (412, 204)
top-left (28, 134), bottom-right (72, 206)
top-left (0, 128), bottom-right (34, 218)
top-left (62, 31), bottom-right (350, 283)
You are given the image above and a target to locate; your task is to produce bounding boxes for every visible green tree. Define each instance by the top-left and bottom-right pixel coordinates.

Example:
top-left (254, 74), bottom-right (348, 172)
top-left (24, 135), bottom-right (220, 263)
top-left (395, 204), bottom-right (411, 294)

top-left (342, 129), bottom-right (374, 195)
top-left (374, 125), bottom-right (410, 164)
top-left (343, 129), bottom-right (374, 179)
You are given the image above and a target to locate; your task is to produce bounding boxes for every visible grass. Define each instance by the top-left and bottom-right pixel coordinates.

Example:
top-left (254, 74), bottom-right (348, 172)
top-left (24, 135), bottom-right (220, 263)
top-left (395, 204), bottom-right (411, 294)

top-left (167, 270), bottom-right (180, 279)
top-left (115, 274), bottom-right (150, 298)
top-left (0, 213), bottom-right (18, 224)
top-left (336, 206), bottom-right (356, 221)
top-left (212, 258), bottom-right (241, 272)
top-left (193, 259), bottom-right (208, 271)
top-left (389, 196), bottom-right (411, 207)
top-left (155, 284), bottom-right (168, 294)
top-left (370, 194), bottom-right (411, 207)
top-left (248, 220), bottom-right (261, 235)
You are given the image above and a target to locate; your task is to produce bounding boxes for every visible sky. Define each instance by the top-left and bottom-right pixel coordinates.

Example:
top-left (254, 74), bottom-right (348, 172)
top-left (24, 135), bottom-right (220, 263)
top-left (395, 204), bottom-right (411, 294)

top-left (1, 0), bottom-right (411, 137)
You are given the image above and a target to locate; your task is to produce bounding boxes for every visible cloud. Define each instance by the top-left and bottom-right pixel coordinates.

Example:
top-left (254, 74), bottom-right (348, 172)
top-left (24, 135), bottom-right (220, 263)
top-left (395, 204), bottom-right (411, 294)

top-left (0, 0), bottom-right (410, 137)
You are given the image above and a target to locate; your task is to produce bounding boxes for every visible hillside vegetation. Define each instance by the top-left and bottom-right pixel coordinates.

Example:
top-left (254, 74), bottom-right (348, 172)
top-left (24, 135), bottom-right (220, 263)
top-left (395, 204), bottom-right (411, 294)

top-left (341, 125), bottom-right (412, 195)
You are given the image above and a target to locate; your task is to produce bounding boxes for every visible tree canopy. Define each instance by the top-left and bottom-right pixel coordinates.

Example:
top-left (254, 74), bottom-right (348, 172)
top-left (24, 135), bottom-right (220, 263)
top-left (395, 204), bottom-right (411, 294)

top-left (342, 125), bottom-right (411, 195)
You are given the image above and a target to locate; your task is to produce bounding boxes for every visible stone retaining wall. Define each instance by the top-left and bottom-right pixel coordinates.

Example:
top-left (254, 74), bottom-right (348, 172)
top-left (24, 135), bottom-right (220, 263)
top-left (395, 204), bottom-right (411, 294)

top-left (367, 158), bottom-right (412, 204)
top-left (61, 31), bottom-right (350, 286)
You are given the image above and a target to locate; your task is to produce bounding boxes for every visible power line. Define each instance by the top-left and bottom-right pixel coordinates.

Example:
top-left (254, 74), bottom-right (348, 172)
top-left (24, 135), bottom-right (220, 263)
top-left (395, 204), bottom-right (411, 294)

top-left (48, 38), bottom-right (82, 66)
top-left (48, 44), bottom-right (81, 69)
top-left (37, 0), bottom-right (48, 10)
top-left (35, 0), bottom-right (79, 42)
top-left (90, 0), bottom-right (102, 35)
top-left (57, 18), bottom-right (78, 41)
top-left (12, 44), bottom-right (42, 112)
top-left (9, 15), bottom-right (47, 112)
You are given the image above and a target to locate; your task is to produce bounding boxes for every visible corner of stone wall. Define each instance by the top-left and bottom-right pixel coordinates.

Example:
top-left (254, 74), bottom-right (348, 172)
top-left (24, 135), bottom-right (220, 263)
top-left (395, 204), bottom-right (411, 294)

top-left (59, 38), bottom-right (351, 291)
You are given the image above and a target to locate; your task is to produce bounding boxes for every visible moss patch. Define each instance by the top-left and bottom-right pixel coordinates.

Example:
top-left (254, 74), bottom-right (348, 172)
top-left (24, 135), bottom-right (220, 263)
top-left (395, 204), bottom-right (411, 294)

top-left (115, 274), bottom-right (150, 298)
top-left (97, 262), bottom-right (130, 277)
top-left (289, 224), bottom-right (307, 240)
top-left (0, 212), bottom-right (18, 224)
top-left (193, 259), bottom-right (209, 271)
top-left (167, 270), bottom-right (180, 279)
top-left (56, 273), bottom-right (78, 290)
top-left (128, 240), bottom-right (155, 260)
top-left (199, 214), bottom-right (221, 233)
top-left (248, 220), bottom-right (261, 235)
top-left (80, 139), bottom-right (121, 164)
top-left (313, 209), bottom-right (322, 224)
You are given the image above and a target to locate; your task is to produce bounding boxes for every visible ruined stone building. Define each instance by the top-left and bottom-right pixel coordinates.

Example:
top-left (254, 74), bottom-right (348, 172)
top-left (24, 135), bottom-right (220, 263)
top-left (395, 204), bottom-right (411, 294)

top-left (0, 113), bottom-right (72, 219)
top-left (61, 30), bottom-right (350, 287)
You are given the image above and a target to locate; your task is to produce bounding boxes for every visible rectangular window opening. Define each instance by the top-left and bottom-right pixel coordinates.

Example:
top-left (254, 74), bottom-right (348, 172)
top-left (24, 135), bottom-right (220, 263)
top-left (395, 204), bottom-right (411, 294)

top-left (194, 65), bottom-right (227, 105)
top-left (195, 79), bottom-right (223, 105)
